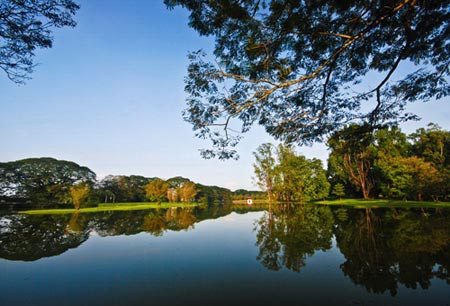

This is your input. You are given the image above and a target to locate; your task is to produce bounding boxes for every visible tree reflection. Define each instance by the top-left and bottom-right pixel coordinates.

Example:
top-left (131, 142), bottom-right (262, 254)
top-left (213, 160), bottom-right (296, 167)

top-left (1, 203), bottom-right (449, 298)
top-left (335, 208), bottom-right (450, 295)
top-left (0, 214), bottom-right (89, 261)
top-left (255, 205), bottom-right (334, 272)
top-left (0, 206), bottom-right (244, 261)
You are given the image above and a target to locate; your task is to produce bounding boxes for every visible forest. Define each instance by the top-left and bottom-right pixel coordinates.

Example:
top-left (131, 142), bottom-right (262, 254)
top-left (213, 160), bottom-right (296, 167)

top-left (1, 123), bottom-right (448, 210)
top-left (0, 159), bottom-right (232, 208)
top-left (253, 123), bottom-right (449, 202)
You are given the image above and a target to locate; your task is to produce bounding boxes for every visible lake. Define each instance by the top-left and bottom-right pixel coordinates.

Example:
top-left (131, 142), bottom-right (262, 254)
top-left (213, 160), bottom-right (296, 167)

top-left (1, 205), bottom-right (449, 306)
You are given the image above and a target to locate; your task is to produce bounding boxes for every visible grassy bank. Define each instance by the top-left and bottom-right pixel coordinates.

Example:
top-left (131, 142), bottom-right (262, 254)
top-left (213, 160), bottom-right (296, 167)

top-left (314, 198), bottom-right (450, 208)
top-left (233, 198), bottom-right (450, 208)
top-left (21, 202), bottom-right (202, 215)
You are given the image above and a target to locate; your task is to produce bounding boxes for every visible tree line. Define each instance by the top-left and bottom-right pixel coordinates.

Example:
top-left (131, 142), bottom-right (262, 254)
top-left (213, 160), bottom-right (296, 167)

top-left (254, 123), bottom-right (450, 202)
top-left (0, 158), bottom-right (232, 209)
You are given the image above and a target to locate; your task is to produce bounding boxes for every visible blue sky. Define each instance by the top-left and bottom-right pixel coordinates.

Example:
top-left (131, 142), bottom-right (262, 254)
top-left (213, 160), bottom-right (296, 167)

top-left (1, 0), bottom-right (449, 190)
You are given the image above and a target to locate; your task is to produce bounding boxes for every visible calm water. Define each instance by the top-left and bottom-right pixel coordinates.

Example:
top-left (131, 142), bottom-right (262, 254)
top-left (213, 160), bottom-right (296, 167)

top-left (0, 205), bottom-right (449, 306)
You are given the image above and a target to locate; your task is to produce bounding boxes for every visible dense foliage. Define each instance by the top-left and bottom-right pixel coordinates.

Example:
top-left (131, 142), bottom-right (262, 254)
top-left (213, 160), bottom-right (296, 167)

top-left (328, 123), bottom-right (450, 201)
top-left (166, 0), bottom-right (449, 159)
top-left (0, 158), bottom-right (232, 208)
top-left (0, 0), bottom-right (80, 83)
top-left (231, 189), bottom-right (267, 200)
top-left (0, 158), bottom-right (95, 205)
top-left (253, 143), bottom-right (330, 202)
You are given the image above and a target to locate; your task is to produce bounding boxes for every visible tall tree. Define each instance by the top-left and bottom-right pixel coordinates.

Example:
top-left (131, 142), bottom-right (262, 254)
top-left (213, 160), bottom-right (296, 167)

top-left (166, 0), bottom-right (449, 159)
top-left (410, 123), bottom-right (450, 170)
top-left (145, 179), bottom-right (169, 203)
top-left (179, 181), bottom-right (197, 202)
top-left (253, 143), bottom-right (329, 202)
top-left (415, 125), bottom-right (450, 200)
top-left (253, 143), bottom-right (277, 201)
top-left (69, 183), bottom-right (90, 210)
top-left (0, 0), bottom-right (80, 83)
top-left (0, 157), bottom-right (95, 205)
top-left (376, 156), bottom-right (439, 200)
top-left (328, 124), bottom-right (375, 199)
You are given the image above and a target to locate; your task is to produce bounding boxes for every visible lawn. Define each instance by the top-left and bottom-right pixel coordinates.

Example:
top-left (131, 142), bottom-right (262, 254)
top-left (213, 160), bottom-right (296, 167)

top-left (21, 202), bottom-right (202, 215)
top-left (314, 198), bottom-right (450, 208)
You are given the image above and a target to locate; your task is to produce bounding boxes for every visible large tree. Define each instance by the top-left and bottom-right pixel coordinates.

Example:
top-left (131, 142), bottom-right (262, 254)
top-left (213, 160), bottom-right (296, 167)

top-left (165, 0), bottom-right (449, 159)
top-left (0, 157), bottom-right (96, 204)
top-left (253, 143), bottom-right (329, 202)
top-left (0, 0), bottom-right (80, 83)
top-left (145, 179), bottom-right (169, 203)
top-left (327, 124), bottom-right (375, 199)
top-left (253, 143), bottom-right (277, 201)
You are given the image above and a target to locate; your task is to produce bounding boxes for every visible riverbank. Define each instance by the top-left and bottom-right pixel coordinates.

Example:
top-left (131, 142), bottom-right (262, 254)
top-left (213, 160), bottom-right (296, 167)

top-left (315, 199), bottom-right (450, 208)
top-left (20, 202), bottom-right (202, 215)
top-left (232, 198), bottom-right (450, 208)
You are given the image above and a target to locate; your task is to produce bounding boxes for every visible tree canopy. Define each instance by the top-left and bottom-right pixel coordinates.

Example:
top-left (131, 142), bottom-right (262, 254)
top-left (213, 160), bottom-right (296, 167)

top-left (0, 157), bottom-right (95, 204)
top-left (0, 0), bottom-right (80, 83)
top-left (165, 0), bottom-right (449, 159)
top-left (253, 143), bottom-right (330, 202)
top-left (327, 123), bottom-right (450, 200)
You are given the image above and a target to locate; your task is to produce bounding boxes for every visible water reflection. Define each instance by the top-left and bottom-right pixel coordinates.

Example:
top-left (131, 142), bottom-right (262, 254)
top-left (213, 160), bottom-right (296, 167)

top-left (0, 213), bottom-right (89, 261)
top-left (0, 205), bottom-right (264, 261)
top-left (335, 208), bottom-right (450, 296)
top-left (253, 205), bottom-right (450, 295)
top-left (1, 205), bottom-right (449, 298)
top-left (254, 205), bottom-right (334, 272)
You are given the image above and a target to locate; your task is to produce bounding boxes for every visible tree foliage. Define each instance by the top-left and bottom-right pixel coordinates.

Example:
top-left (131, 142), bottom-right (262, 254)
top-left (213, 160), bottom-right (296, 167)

top-left (69, 182), bottom-right (90, 210)
top-left (96, 175), bottom-right (155, 203)
top-left (253, 143), bottom-right (329, 202)
top-left (328, 123), bottom-right (449, 200)
top-left (0, 0), bottom-right (80, 83)
top-left (0, 157), bottom-right (95, 205)
top-left (332, 183), bottom-right (345, 200)
top-left (165, 0), bottom-right (449, 159)
top-left (179, 181), bottom-right (198, 202)
top-left (327, 124), bottom-right (375, 199)
top-left (145, 178), bottom-right (169, 203)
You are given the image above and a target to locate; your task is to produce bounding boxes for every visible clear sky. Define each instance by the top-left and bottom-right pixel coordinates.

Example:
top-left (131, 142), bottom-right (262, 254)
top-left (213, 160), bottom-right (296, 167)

top-left (1, 0), bottom-right (449, 190)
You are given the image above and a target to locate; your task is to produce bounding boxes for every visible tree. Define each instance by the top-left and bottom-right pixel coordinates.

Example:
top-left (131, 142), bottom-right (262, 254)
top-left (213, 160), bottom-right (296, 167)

top-left (179, 181), bottom-right (197, 202)
top-left (0, 157), bottom-right (96, 205)
top-left (410, 123), bottom-right (450, 170)
top-left (332, 183), bottom-right (345, 200)
top-left (96, 175), bottom-right (155, 203)
top-left (167, 188), bottom-right (179, 202)
top-left (377, 156), bottom-right (440, 201)
top-left (328, 124), bottom-right (375, 199)
top-left (165, 0), bottom-right (449, 159)
top-left (145, 179), bottom-right (169, 203)
top-left (0, 0), bottom-right (80, 83)
top-left (69, 183), bottom-right (90, 210)
top-left (253, 143), bottom-right (277, 201)
top-left (195, 184), bottom-right (232, 205)
top-left (253, 143), bottom-right (329, 202)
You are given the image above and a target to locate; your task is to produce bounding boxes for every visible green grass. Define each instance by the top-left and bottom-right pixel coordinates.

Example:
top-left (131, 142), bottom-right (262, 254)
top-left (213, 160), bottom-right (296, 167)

top-left (21, 202), bottom-right (202, 215)
top-left (314, 198), bottom-right (450, 208)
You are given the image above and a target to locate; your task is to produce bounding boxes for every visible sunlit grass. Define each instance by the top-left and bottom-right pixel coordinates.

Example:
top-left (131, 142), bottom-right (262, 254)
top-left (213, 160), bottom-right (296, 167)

top-left (21, 202), bottom-right (202, 215)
